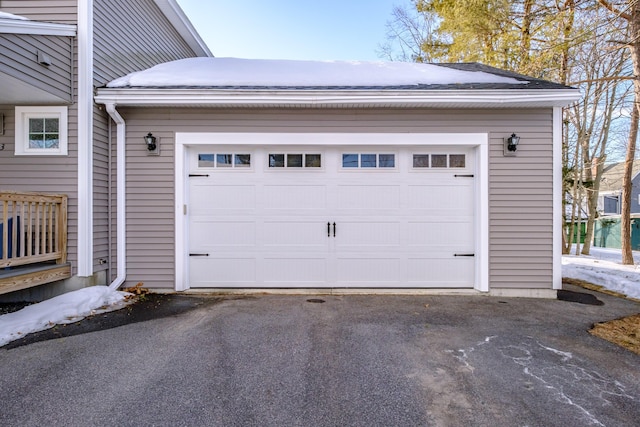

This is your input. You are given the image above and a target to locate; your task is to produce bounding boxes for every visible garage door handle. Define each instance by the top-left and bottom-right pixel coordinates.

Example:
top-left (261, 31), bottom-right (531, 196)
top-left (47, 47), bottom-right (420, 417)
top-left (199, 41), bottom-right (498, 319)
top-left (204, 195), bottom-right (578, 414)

top-left (333, 222), bottom-right (336, 237)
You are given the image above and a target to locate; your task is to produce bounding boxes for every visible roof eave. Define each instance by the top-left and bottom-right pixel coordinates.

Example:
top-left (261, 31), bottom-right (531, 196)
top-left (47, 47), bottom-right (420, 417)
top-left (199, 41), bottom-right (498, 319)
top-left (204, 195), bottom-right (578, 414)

top-left (0, 19), bottom-right (76, 36)
top-left (94, 88), bottom-right (581, 108)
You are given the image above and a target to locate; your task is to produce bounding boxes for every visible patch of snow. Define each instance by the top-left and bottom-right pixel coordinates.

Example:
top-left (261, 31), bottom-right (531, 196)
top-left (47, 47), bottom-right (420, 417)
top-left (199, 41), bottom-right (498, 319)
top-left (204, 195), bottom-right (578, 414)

top-left (0, 286), bottom-right (132, 347)
top-left (0, 11), bottom-right (29, 20)
top-left (107, 57), bottom-right (529, 88)
top-left (562, 246), bottom-right (640, 299)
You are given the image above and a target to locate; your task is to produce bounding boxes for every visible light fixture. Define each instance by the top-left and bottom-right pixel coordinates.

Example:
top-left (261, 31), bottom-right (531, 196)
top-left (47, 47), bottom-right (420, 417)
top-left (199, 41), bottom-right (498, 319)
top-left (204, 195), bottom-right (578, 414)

top-left (504, 133), bottom-right (520, 156)
top-left (144, 132), bottom-right (159, 155)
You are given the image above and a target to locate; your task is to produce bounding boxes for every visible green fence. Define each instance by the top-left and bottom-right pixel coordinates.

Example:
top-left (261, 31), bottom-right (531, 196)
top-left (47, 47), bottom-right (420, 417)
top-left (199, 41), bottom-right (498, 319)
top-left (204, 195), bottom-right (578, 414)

top-left (593, 216), bottom-right (640, 250)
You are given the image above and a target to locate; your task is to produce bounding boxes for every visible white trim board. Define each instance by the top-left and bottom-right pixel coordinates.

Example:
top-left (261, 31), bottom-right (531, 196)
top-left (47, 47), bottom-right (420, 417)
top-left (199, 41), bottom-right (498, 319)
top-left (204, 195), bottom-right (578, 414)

top-left (174, 132), bottom-right (490, 292)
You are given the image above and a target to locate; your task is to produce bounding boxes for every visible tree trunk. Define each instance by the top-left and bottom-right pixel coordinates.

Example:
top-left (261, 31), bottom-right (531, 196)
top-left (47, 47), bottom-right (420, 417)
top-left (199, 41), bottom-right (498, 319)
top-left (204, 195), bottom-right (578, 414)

top-left (621, 2), bottom-right (640, 265)
top-left (621, 104), bottom-right (638, 264)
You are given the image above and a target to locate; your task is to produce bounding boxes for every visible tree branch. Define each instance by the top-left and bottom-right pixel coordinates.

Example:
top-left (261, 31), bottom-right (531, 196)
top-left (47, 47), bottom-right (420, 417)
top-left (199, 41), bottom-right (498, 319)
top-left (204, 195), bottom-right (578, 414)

top-left (597, 0), bottom-right (631, 20)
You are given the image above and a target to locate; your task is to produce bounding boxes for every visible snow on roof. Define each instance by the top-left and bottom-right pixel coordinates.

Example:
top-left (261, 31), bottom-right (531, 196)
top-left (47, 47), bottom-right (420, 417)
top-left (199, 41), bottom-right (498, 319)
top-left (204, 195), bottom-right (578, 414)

top-left (107, 57), bottom-right (529, 88)
top-left (0, 11), bottom-right (29, 20)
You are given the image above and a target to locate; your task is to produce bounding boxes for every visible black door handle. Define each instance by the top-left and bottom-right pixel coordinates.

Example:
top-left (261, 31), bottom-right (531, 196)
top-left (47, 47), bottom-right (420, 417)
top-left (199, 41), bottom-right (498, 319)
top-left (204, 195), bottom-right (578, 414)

top-left (333, 222), bottom-right (336, 237)
top-left (327, 222), bottom-right (331, 237)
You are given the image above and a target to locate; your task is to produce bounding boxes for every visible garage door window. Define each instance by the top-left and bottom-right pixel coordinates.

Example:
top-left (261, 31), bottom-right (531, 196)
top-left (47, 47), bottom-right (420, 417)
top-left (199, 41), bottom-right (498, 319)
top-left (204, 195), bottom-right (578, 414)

top-left (342, 153), bottom-right (395, 168)
top-left (269, 153), bottom-right (322, 168)
top-left (413, 154), bottom-right (466, 169)
top-left (198, 153), bottom-right (251, 168)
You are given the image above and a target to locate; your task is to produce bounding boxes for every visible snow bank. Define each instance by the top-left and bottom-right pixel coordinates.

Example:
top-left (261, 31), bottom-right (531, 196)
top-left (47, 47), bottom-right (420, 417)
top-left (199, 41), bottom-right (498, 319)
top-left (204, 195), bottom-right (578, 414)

top-left (0, 11), bottom-right (28, 20)
top-left (107, 57), bottom-right (528, 88)
top-left (0, 286), bottom-right (132, 347)
top-left (562, 246), bottom-right (640, 299)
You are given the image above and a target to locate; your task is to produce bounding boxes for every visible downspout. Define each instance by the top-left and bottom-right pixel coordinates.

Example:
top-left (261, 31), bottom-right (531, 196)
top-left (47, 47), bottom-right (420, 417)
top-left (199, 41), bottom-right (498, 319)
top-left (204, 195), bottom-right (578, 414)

top-left (105, 103), bottom-right (126, 290)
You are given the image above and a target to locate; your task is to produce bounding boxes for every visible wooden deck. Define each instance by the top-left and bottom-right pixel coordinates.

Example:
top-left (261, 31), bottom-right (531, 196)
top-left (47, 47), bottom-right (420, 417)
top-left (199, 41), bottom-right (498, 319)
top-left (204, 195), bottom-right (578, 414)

top-left (1, 192), bottom-right (69, 296)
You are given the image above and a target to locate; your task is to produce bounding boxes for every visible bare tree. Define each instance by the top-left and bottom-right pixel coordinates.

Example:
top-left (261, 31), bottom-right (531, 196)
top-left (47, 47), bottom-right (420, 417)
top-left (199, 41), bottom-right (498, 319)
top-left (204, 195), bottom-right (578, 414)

top-left (597, 0), bottom-right (640, 264)
top-left (565, 7), bottom-right (631, 255)
top-left (377, 2), bottom-right (439, 62)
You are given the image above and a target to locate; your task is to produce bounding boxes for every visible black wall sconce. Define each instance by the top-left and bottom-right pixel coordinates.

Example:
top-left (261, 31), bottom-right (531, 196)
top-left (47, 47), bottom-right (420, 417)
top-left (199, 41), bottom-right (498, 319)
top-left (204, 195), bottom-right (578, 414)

top-left (504, 133), bottom-right (520, 156)
top-left (144, 132), bottom-right (160, 155)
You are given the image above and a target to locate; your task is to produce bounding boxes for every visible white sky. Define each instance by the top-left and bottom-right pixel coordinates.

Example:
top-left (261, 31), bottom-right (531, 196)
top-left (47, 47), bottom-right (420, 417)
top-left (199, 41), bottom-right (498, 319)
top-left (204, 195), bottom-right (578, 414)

top-left (176, 0), bottom-right (404, 61)
top-left (1, 247), bottom-right (639, 347)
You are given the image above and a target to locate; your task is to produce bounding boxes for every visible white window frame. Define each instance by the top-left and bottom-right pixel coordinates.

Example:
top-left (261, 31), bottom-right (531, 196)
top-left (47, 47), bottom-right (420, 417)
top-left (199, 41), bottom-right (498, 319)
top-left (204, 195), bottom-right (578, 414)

top-left (14, 106), bottom-right (68, 155)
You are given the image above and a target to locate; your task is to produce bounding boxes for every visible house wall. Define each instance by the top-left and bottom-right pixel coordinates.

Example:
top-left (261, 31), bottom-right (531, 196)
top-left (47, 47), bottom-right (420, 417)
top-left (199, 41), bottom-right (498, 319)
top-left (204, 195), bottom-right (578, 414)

top-left (117, 107), bottom-right (554, 290)
top-left (0, 33), bottom-right (73, 103)
top-left (0, 1), bottom-right (77, 23)
top-left (632, 176), bottom-right (640, 213)
top-left (1, 0), bottom-right (201, 289)
top-left (0, 2), bottom-right (80, 281)
top-left (93, 0), bottom-right (201, 279)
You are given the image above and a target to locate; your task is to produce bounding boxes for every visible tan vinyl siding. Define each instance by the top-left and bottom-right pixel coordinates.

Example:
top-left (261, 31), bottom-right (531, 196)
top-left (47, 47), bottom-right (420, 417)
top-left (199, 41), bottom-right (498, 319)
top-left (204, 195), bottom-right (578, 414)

top-left (0, 34), bottom-right (73, 103)
top-left (119, 107), bottom-right (554, 290)
top-left (0, 1), bottom-right (77, 23)
top-left (93, 0), bottom-right (201, 275)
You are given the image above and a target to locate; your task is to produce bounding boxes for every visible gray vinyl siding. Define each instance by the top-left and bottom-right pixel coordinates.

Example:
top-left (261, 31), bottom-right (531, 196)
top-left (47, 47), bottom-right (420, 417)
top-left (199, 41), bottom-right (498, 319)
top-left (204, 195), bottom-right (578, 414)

top-left (93, 0), bottom-right (201, 276)
top-left (118, 107), bottom-right (554, 290)
top-left (0, 1), bottom-right (77, 23)
top-left (0, 105), bottom-right (80, 269)
top-left (93, 0), bottom-right (198, 87)
top-left (0, 33), bottom-right (73, 103)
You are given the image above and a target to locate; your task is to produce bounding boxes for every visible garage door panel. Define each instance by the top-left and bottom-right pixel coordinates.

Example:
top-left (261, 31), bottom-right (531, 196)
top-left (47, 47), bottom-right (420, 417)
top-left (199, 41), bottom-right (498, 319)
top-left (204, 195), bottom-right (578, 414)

top-left (336, 257), bottom-right (401, 285)
top-left (263, 185), bottom-right (327, 210)
top-left (334, 221), bottom-right (401, 249)
top-left (263, 220), bottom-right (330, 249)
top-left (263, 257), bottom-right (328, 284)
top-left (407, 257), bottom-right (475, 287)
top-left (191, 184), bottom-right (257, 212)
top-left (191, 257), bottom-right (256, 285)
top-left (408, 184), bottom-right (474, 213)
top-left (407, 221), bottom-right (474, 247)
top-left (336, 185), bottom-right (400, 210)
top-left (190, 220), bottom-right (256, 248)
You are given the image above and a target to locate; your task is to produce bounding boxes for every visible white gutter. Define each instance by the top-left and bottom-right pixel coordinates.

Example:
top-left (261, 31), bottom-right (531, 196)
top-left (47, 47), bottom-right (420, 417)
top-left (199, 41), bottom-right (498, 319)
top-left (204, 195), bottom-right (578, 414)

top-left (0, 19), bottom-right (77, 36)
top-left (104, 104), bottom-right (127, 290)
top-left (95, 88), bottom-right (582, 108)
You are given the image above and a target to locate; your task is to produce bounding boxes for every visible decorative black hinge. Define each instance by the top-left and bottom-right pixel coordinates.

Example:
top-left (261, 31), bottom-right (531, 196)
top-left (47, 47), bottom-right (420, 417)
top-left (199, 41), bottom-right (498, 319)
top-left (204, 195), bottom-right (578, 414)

top-left (189, 253), bottom-right (209, 257)
top-left (188, 174), bottom-right (210, 177)
top-left (454, 253), bottom-right (475, 257)
top-left (454, 174), bottom-right (474, 178)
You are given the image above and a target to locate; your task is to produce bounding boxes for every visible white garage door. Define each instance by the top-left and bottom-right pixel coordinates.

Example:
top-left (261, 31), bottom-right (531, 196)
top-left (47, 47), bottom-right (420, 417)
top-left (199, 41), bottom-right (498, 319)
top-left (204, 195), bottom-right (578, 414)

top-left (187, 145), bottom-right (475, 288)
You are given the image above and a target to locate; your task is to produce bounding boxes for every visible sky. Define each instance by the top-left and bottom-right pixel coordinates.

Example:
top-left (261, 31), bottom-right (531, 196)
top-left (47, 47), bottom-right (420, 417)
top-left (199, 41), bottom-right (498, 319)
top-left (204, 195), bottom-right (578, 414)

top-left (176, 0), bottom-right (405, 61)
top-left (2, 247), bottom-right (639, 347)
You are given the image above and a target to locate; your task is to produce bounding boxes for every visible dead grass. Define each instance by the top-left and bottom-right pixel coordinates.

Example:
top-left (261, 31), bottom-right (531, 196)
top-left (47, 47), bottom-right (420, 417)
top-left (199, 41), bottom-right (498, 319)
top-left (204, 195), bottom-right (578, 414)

top-left (590, 314), bottom-right (640, 355)
top-left (563, 277), bottom-right (640, 355)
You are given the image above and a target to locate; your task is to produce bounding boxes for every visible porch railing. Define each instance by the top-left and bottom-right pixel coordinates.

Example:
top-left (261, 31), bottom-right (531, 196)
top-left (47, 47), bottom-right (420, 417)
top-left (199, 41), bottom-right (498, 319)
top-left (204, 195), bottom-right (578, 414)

top-left (1, 192), bottom-right (68, 268)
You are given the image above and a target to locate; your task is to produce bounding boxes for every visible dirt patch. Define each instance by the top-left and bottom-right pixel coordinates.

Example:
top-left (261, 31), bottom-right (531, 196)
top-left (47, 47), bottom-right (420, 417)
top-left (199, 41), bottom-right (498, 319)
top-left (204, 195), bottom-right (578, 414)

top-left (590, 314), bottom-right (640, 355)
top-left (562, 277), bottom-right (629, 299)
top-left (563, 277), bottom-right (640, 355)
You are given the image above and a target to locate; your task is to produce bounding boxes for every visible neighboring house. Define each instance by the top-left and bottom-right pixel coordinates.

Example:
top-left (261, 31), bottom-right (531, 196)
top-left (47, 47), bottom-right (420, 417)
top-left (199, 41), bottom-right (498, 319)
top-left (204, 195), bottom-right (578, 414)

top-left (0, 0), bottom-right (211, 299)
top-left (597, 161), bottom-right (640, 215)
top-left (93, 59), bottom-right (579, 298)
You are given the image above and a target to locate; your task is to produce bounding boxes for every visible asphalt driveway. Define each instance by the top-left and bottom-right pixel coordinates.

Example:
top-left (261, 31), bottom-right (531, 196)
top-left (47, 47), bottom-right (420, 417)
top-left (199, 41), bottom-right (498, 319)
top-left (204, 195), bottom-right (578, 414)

top-left (1, 285), bottom-right (639, 427)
